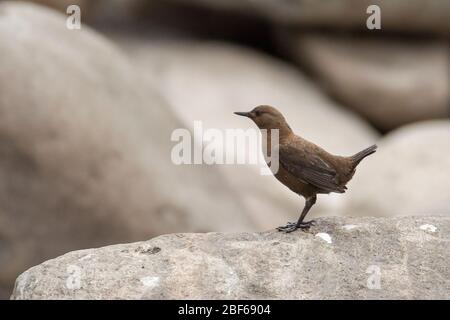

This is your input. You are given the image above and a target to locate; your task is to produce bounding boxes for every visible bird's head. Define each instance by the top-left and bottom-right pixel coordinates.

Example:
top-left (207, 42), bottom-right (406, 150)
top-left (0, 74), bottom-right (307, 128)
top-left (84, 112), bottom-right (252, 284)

top-left (234, 105), bottom-right (291, 132)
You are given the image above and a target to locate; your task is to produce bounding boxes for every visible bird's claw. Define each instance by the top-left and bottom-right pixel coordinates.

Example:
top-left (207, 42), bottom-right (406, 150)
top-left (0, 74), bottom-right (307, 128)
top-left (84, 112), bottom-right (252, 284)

top-left (276, 220), bottom-right (316, 233)
top-left (283, 225), bottom-right (299, 233)
top-left (276, 222), bottom-right (295, 231)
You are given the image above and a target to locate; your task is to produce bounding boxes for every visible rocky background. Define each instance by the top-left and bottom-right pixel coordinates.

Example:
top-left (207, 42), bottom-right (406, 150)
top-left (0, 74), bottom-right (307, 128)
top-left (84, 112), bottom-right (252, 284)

top-left (0, 0), bottom-right (449, 298)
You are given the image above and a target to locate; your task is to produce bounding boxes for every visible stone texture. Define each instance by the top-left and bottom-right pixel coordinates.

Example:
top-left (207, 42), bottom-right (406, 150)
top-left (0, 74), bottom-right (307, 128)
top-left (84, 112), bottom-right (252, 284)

top-left (344, 121), bottom-right (450, 217)
top-left (113, 38), bottom-right (379, 227)
top-left (286, 34), bottom-right (450, 131)
top-left (0, 2), bottom-right (255, 298)
top-left (11, 216), bottom-right (450, 299)
top-left (168, 0), bottom-right (450, 35)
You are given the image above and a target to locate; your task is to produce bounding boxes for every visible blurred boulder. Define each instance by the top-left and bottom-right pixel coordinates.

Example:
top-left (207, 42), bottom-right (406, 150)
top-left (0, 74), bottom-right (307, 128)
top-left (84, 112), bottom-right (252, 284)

top-left (16, 0), bottom-right (139, 24)
top-left (114, 38), bottom-right (379, 227)
top-left (344, 121), bottom-right (450, 217)
top-left (166, 0), bottom-right (450, 35)
top-left (0, 2), bottom-right (255, 298)
top-left (23, 0), bottom-right (87, 12)
top-left (284, 34), bottom-right (450, 131)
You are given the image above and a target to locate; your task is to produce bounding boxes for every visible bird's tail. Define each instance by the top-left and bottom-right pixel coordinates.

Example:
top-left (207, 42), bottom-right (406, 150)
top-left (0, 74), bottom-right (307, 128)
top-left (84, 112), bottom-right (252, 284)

top-left (351, 144), bottom-right (377, 167)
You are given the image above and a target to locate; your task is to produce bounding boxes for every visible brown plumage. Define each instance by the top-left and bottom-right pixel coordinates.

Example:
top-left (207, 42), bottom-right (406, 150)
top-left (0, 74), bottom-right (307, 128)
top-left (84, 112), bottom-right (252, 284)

top-left (234, 105), bottom-right (377, 233)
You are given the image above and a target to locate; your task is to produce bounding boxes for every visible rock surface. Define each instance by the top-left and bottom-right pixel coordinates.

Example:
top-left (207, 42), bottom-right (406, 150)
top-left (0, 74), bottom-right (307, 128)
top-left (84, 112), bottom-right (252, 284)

top-left (11, 216), bottom-right (450, 299)
top-left (344, 121), bottom-right (450, 217)
top-left (113, 38), bottom-right (379, 226)
top-left (169, 0), bottom-right (450, 35)
top-left (0, 2), bottom-right (255, 298)
top-left (286, 34), bottom-right (450, 131)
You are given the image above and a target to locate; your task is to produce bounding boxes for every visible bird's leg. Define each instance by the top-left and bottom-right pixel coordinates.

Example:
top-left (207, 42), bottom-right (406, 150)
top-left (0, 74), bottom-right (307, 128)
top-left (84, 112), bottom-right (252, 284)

top-left (277, 195), bottom-right (317, 233)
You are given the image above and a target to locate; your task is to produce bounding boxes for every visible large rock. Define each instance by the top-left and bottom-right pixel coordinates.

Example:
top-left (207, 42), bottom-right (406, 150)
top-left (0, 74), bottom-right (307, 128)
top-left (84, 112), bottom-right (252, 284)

top-left (26, 0), bottom-right (88, 12)
top-left (0, 2), bottom-right (255, 298)
top-left (344, 121), bottom-right (450, 217)
top-left (167, 0), bottom-right (450, 35)
top-left (113, 38), bottom-right (379, 227)
top-left (285, 34), bottom-right (450, 131)
top-left (11, 216), bottom-right (450, 299)
top-left (25, 0), bottom-right (140, 23)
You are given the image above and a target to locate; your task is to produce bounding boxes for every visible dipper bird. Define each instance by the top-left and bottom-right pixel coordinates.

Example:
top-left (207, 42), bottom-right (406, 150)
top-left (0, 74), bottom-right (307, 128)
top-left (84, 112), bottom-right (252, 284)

top-left (234, 105), bottom-right (377, 233)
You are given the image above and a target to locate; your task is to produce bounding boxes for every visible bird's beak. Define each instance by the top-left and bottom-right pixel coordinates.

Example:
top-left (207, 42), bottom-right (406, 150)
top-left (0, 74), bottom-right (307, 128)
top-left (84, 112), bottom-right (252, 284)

top-left (234, 111), bottom-right (252, 118)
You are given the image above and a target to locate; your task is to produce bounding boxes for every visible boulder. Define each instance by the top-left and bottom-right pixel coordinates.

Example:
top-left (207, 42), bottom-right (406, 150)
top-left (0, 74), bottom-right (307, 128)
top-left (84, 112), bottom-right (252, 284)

top-left (285, 34), bottom-right (450, 131)
top-left (25, 0), bottom-right (88, 12)
top-left (113, 38), bottom-right (379, 227)
top-left (0, 2), bottom-right (255, 298)
top-left (11, 216), bottom-right (450, 299)
top-left (25, 0), bottom-right (142, 24)
top-left (344, 121), bottom-right (450, 217)
top-left (166, 0), bottom-right (450, 35)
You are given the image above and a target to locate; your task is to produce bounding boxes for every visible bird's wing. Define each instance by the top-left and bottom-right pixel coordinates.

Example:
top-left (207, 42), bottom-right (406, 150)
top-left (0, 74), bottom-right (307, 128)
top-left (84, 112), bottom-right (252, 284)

top-left (279, 145), bottom-right (345, 193)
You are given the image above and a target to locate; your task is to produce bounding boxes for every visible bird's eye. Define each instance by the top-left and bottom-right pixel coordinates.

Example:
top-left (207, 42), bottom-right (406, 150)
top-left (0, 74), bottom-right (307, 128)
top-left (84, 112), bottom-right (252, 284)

top-left (255, 111), bottom-right (261, 116)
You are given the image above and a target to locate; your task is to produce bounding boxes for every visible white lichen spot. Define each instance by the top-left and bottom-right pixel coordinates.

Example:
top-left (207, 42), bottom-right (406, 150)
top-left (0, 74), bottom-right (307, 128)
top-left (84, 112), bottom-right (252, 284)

top-left (140, 276), bottom-right (160, 289)
top-left (419, 224), bottom-right (437, 233)
top-left (66, 265), bottom-right (82, 290)
top-left (343, 224), bottom-right (358, 231)
top-left (315, 232), bottom-right (332, 244)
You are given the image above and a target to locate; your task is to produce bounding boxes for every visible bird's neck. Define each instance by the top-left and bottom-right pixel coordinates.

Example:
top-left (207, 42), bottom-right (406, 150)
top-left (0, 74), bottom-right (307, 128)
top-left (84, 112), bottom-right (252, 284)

top-left (259, 123), bottom-right (293, 145)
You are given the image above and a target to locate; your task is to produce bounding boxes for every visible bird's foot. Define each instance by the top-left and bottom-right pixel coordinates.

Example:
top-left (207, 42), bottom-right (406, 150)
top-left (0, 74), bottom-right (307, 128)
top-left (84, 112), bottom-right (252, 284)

top-left (280, 224), bottom-right (299, 233)
top-left (276, 220), bottom-right (316, 233)
top-left (276, 221), bottom-right (296, 231)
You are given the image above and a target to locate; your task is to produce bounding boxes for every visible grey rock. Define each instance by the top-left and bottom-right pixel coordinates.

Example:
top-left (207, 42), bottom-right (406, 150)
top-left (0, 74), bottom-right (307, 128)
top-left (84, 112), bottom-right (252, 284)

top-left (11, 216), bottom-right (450, 299)
top-left (24, 0), bottom-right (88, 12)
top-left (25, 0), bottom-right (139, 22)
top-left (344, 121), bottom-right (450, 217)
top-left (286, 34), bottom-right (450, 131)
top-left (168, 0), bottom-right (450, 35)
top-left (113, 38), bottom-right (379, 226)
top-left (0, 2), bottom-right (255, 297)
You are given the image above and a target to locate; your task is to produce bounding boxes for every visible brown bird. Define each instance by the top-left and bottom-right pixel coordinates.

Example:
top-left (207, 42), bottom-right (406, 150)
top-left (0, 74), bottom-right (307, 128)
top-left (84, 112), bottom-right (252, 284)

top-left (234, 105), bottom-right (377, 233)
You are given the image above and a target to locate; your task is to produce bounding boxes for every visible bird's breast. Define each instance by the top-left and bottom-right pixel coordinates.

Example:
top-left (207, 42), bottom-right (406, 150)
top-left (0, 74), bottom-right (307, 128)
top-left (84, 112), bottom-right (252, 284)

top-left (274, 165), bottom-right (318, 198)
